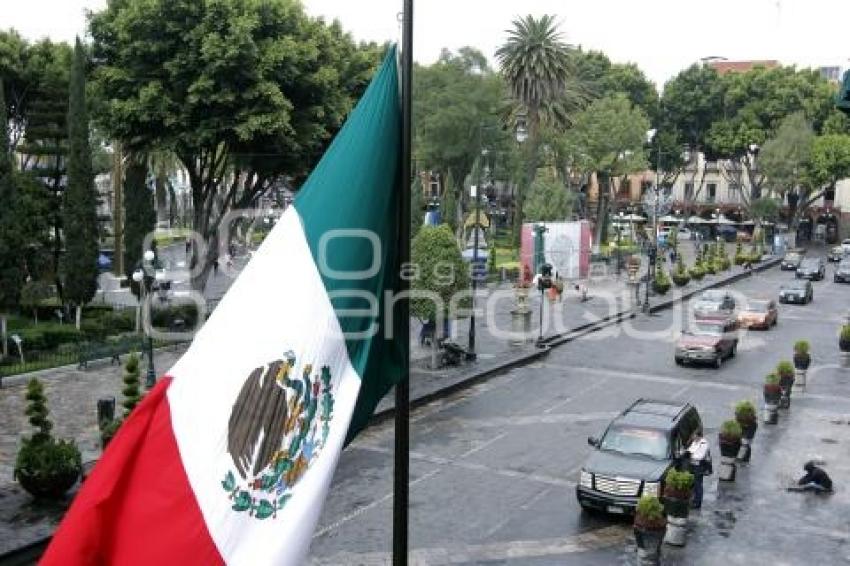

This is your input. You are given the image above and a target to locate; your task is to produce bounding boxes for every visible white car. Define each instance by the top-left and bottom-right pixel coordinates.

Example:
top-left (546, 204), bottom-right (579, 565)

top-left (676, 227), bottom-right (693, 240)
top-left (842, 239), bottom-right (850, 254)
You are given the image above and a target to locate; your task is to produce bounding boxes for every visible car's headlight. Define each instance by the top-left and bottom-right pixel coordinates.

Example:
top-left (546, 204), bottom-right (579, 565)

top-left (580, 470), bottom-right (593, 488)
top-left (643, 481), bottom-right (660, 497)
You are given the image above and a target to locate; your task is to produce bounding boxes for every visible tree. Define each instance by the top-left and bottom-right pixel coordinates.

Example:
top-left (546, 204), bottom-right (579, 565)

top-left (413, 48), bottom-right (507, 237)
top-left (566, 94), bottom-right (650, 246)
top-left (801, 134), bottom-right (850, 220)
top-left (659, 64), bottom-right (725, 213)
top-left (707, 66), bottom-right (835, 208)
top-left (122, 156), bottom-right (156, 280)
top-left (759, 112), bottom-right (814, 225)
top-left (0, 78), bottom-right (17, 311)
top-left (497, 15), bottom-right (578, 246)
top-left (89, 0), bottom-right (383, 291)
top-left (410, 225), bottom-right (470, 368)
top-left (441, 171), bottom-right (458, 234)
top-left (122, 352), bottom-right (142, 417)
top-left (524, 170), bottom-right (574, 222)
top-left (14, 40), bottom-right (73, 302)
top-left (411, 177), bottom-right (424, 239)
top-left (62, 39), bottom-right (99, 328)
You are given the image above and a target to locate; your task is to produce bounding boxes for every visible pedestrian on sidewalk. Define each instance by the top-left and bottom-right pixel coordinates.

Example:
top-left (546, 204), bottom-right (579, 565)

top-left (212, 258), bottom-right (219, 276)
top-left (687, 428), bottom-right (712, 509)
top-left (791, 461), bottom-right (833, 493)
top-left (185, 238), bottom-right (191, 255)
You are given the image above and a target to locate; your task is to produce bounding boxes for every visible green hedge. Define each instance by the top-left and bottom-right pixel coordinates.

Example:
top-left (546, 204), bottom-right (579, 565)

top-left (7, 324), bottom-right (82, 352)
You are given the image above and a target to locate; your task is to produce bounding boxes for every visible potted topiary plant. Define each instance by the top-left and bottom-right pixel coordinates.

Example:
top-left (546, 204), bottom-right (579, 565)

top-left (793, 340), bottom-right (811, 390)
top-left (734, 241), bottom-right (745, 265)
top-left (653, 264), bottom-right (672, 295)
top-left (671, 257), bottom-right (690, 287)
top-left (14, 379), bottom-right (82, 499)
top-left (718, 419), bottom-right (742, 481)
top-left (763, 373), bottom-right (781, 424)
top-left (840, 325), bottom-right (850, 368)
top-left (662, 469), bottom-right (693, 547)
top-left (634, 495), bottom-right (667, 562)
top-left (776, 360), bottom-right (795, 409)
top-left (734, 400), bottom-right (758, 463)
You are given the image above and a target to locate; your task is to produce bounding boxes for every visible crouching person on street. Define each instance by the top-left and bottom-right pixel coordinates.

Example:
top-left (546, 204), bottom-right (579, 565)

top-left (790, 461), bottom-right (833, 493)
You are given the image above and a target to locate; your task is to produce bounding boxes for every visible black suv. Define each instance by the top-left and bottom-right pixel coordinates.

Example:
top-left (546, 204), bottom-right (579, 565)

top-left (576, 399), bottom-right (702, 515)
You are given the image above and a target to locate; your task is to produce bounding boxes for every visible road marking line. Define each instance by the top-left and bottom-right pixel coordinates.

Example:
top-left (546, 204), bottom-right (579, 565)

top-left (309, 525), bottom-right (628, 565)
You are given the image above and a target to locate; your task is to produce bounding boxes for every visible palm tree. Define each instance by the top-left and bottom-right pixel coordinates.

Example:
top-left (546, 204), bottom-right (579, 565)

top-left (497, 15), bottom-right (577, 246)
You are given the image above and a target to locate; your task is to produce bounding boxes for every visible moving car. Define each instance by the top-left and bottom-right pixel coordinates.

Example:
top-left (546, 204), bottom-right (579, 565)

top-left (676, 227), bottom-right (693, 240)
top-left (835, 260), bottom-right (850, 284)
top-left (828, 246), bottom-right (846, 262)
top-left (796, 257), bottom-right (826, 280)
top-left (779, 280), bottom-right (813, 304)
top-left (576, 399), bottom-right (703, 515)
top-left (718, 224), bottom-right (738, 242)
top-left (843, 239), bottom-right (850, 255)
top-left (737, 300), bottom-right (778, 330)
top-left (692, 289), bottom-right (736, 318)
top-left (780, 250), bottom-right (804, 271)
top-left (674, 317), bottom-right (739, 368)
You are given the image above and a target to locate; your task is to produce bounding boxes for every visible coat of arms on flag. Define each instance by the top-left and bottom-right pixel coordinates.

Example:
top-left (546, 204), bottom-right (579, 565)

top-left (222, 352), bottom-right (335, 520)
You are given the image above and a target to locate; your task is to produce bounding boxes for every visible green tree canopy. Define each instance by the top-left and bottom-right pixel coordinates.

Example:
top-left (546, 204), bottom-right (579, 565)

top-left (89, 0), bottom-right (383, 290)
top-left (759, 112), bottom-right (814, 195)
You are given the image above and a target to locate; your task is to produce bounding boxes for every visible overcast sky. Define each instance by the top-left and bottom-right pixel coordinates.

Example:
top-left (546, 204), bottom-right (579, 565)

top-left (6, 0), bottom-right (849, 88)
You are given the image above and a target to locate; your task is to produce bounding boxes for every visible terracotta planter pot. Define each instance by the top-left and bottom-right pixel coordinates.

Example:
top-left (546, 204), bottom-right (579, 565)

top-left (763, 384), bottom-right (781, 404)
top-left (662, 493), bottom-right (690, 519)
top-left (634, 523), bottom-right (666, 562)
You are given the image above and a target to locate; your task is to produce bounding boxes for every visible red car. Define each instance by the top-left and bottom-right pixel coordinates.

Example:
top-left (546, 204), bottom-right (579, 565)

top-left (675, 317), bottom-right (739, 368)
top-left (737, 300), bottom-right (778, 330)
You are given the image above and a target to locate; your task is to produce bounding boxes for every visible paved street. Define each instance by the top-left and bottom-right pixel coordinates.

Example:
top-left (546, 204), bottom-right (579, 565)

top-left (308, 258), bottom-right (850, 565)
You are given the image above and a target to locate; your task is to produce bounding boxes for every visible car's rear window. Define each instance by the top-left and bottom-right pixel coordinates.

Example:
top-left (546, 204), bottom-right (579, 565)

top-left (599, 426), bottom-right (669, 460)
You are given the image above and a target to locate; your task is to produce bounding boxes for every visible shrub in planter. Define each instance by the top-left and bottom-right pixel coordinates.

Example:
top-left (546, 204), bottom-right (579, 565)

top-left (122, 353), bottom-right (142, 417)
top-left (718, 420), bottom-right (742, 457)
top-left (776, 360), bottom-right (795, 389)
top-left (653, 265), bottom-right (672, 295)
top-left (671, 258), bottom-right (690, 287)
top-left (703, 260), bottom-right (717, 275)
top-left (840, 325), bottom-right (850, 353)
top-left (13, 379), bottom-right (82, 499)
top-left (634, 495), bottom-right (666, 558)
top-left (689, 264), bottom-right (705, 281)
top-left (662, 469), bottom-right (694, 517)
top-left (793, 340), bottom-right (811, 370)
top-left (734, 400), bottom-right (758, 440)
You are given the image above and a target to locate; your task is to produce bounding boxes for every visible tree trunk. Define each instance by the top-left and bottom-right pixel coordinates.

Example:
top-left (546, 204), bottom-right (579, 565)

top-left (75, 305), bottom-right (82, 330)
top-left (112, 141), bottom-right (125, 277)
top-left (513, 107), bottom-right (541, 249)
top-left (155, 166), bottom-right (168, 225)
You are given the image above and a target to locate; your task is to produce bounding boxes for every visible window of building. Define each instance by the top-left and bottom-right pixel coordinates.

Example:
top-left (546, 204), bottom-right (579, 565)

top-left (727, 184), bottom-right (740, 203)
top-left (684, 182), bottom-right (694, 200)
top-left (706, 183), bottom-right (717, 203)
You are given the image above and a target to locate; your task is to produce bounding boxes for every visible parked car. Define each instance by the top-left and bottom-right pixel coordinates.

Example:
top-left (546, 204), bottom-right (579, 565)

top-left (796, 257), bottom-right (826, 280)
top-left (736, 230), bottom-right (752, 242)
top-left (828, 246), bottom-right (846, 262)
top-left (780, 250), bottom-right (804, 271)
top-left (576, 399), bottom-right (703, 515)
top-left (835, 260), bottom-right (850, 284)
top-left (692, 289), bottom-right (736, 318)
top-left (674, 317), bottom-right (739, 368)
top-left (676, 227), bottom-right (693, 240)
top-left (779, 280), bottom-right (813, 304)
top-left (737, 299), bottom-right (778, 330)
top-left (842, 239), bottom-right (850, 255)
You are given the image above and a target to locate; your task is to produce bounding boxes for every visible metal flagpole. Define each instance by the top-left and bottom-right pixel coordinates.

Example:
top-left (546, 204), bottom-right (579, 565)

top-left (394, 1), bottom-right (412, 565)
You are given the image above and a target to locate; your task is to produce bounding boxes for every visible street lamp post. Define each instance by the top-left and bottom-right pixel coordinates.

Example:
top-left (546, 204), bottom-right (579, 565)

top-left (133, 249), bottom-right (157, 388)
top-left (468, 178), bottom-right (482, 358)
top-left (616, 211), bottom-right (624, 277)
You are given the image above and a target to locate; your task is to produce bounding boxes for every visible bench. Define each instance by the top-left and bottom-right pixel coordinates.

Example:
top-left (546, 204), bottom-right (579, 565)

top-left (77, 336), bottom-right (144, 369)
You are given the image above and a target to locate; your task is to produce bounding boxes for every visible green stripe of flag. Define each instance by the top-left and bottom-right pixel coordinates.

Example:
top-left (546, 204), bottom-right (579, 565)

top-left (294, 46), bottom-right (406, 442)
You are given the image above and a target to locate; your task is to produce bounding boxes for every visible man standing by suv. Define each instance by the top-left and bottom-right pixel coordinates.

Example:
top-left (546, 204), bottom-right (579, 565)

top-left (687, 428), bottom-right (711, 509)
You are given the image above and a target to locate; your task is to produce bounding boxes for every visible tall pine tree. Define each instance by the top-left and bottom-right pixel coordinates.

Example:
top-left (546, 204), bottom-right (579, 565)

top-left (123, 154), bottom-right (155, 281)
top-left (16, 43), bottom-right (71, 303)
top-left (0, 79), bottom-right (21, 312)
top-left (62, 38), bottom-right (98, 328)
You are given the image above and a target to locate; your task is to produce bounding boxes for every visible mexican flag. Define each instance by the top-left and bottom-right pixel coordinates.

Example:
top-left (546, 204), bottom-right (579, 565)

top-left (42, 47), bottom-right (406, 565)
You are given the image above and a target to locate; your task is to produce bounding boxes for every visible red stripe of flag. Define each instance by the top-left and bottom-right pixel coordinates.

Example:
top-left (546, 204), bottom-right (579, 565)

top-left (41, 377), bottom-right (223, 565)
